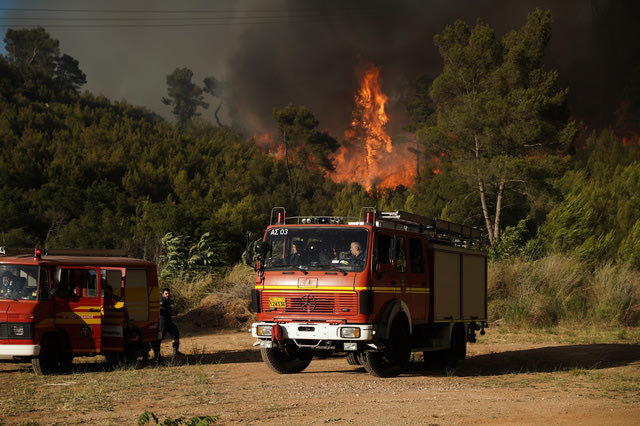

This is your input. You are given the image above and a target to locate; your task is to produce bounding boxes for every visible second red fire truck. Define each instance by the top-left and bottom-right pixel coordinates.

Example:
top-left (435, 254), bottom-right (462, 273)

top-left (249, 208), bottom-right (487, 377)
top-left (0, 248), bottom-right (159, 374)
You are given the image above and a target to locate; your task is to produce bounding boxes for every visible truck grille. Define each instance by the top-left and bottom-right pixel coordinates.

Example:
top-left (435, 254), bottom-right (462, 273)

top-left (263, 293), bottom-right (358, 314)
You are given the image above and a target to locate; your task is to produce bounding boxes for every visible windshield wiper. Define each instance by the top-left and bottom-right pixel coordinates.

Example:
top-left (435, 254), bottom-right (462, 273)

top-left (314, 264), bottom-right (347, 276)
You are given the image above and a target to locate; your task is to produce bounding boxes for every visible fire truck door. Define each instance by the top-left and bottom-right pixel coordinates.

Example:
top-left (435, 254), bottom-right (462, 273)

top-left (100, 269), bottom-right (125, 353)
top-left (372, 233), bottom-right (426, 322)
top-left (371, 232), bottom-right (403, 311)
top-left (52, 267), bottom-right (101, 356)
top-left (405, 237), bottom-right (428, 321)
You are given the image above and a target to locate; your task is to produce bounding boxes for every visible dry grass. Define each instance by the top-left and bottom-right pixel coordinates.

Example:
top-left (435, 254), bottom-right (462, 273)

top-left (170, 264), bottom-right (256, 331)
top-left (489, 255), bottom-right (640, 328)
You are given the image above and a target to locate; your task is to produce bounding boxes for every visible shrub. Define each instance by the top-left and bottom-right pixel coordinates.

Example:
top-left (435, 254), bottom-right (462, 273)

top-left (489, 254), bottom-right (589, 327)
top-left (165, 263), bottom-right (256, 330)
top-left (591, 263), bottom-right (640, 325)
top-left (489, 255), bottom-right (640, 327)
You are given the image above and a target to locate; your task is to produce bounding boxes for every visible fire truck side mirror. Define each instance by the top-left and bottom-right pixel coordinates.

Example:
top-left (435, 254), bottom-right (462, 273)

top-left (255, 241), bottom-right (270, 257)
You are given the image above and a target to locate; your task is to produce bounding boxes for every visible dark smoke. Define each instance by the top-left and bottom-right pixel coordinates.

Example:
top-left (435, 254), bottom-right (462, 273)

top-left (225, 0), bottom-right (640, 137)
top-left (12, 0), bottom-right (638, 136)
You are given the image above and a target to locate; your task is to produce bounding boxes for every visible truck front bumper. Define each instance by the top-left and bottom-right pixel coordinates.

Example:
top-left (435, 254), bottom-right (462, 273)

top-left (0, 344), bottom-right (40, 359)
top-left (251, 322), bottom-right (375, 350)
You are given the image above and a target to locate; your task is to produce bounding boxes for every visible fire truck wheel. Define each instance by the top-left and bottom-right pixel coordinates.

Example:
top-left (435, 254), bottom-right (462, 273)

top-left (345, 352), bottom-right (363, 366)
top-left (260, 342), bottom-right (313, 374)
top-left (32, 335), bottom-right (62, 375)
top-left (449, 323), bottom-right (467, 362)
top-left (363, 321), bottom-right (410, 378)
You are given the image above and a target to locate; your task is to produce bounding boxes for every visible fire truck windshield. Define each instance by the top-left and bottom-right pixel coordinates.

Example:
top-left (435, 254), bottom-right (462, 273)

top-left (263, 227), bottom-right (369, 272)
top-left (0, 264), bottom-right (39, 300)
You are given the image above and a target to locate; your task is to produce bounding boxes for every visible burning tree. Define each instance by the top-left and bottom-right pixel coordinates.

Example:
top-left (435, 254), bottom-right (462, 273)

top-left (333, 64), bottom-right (416, 190)
top-left (419, 9), bottom-right (575, 245)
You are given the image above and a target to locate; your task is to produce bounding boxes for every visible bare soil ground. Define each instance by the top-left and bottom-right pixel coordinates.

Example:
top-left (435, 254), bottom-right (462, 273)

top-left (2, 324), bottom-right (639, 425)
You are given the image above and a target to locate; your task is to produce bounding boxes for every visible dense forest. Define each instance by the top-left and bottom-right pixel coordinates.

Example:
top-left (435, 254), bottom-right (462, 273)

top-left (1, 12), bottom-right (639, 324)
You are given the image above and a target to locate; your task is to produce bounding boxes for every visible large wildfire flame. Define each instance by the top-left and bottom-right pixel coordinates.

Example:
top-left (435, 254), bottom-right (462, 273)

top-left (255, 64), bottom-right (416, 191)
top-left (331, 64), bottom-right (415, 190)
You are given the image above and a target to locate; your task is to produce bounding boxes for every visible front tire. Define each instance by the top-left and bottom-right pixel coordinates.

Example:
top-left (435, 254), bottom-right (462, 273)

top-left (32, 335), bottom-right (63, 375)
top-left (261, 341), bottom-right (313, 374)
top-left (363, 320), bottom-right (410, 378)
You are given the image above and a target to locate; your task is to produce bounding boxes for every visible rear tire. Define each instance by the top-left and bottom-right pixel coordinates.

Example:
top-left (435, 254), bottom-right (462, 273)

top-left (261, 341), bottom-right (313, 374)
top-left (363, 320), bottom-right (410, 378)
top-left (449, 323), bottom-right (467, 362)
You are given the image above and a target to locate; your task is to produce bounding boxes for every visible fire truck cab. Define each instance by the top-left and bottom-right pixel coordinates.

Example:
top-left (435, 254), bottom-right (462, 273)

top-left (0, 248), bottom-right (159, 374)
top-left (249, 208), bottom-right (487, 377)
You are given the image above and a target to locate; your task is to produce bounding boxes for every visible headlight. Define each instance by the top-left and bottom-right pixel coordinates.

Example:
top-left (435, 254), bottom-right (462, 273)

top-left (256, 325), bottom-right (273, 337)
top-left (11, 325), bottom-right (25, 336)
top-left (340, 327), bottom-right (361, 338)
top-left (9, 323), bottom-right (33, 339)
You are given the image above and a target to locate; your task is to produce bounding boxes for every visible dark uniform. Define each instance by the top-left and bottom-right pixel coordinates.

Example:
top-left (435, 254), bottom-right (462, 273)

top-left (152, 291), bottom-right (181, 358)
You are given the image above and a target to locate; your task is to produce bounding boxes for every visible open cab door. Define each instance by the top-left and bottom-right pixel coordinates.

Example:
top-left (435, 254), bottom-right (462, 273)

top-left (100, 268), bottom-right (126, 354)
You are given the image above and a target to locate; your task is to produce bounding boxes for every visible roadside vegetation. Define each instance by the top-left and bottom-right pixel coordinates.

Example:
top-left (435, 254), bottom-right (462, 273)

top-left (489, 256), bottom-right (640, 328)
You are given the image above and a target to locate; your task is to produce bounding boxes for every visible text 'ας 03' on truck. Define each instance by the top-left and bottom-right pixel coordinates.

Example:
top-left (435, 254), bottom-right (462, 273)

top-left (247, 207), bottom-right (487, 377)
top-left (0, 248), bottom-right (160, 375)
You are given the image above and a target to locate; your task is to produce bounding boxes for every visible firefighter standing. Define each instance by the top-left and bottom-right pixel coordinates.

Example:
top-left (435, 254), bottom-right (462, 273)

top-left (153, 287), bottom-right (182, 359)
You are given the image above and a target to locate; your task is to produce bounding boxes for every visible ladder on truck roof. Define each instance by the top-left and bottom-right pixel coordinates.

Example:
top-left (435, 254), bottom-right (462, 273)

top-left (377, 210), bottom-right (484, 248)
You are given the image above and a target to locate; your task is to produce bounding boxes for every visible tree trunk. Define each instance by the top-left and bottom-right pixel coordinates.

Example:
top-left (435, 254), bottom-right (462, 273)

top-left (493, 177), bottom-right (506, 243)
top-left (214, 103), bottom-right (223, 127)
top-left (475, 136), bottom-right (495, 245)
top-left (282, 128), bottom-right (297, 206)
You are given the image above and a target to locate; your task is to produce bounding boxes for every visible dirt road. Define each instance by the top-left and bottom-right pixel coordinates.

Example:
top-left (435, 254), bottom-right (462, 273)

top-left (2, 328), bottom-right (639, 425)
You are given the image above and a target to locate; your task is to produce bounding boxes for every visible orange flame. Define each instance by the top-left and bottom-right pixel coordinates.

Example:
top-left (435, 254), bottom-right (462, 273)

top-left (253, 133), bottom-right (284, 159)
top-left (331, 65), bottom-right (415, 190)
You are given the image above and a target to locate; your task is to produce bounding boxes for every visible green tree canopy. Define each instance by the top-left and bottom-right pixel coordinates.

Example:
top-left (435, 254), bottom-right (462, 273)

top-left (53, 53), bottom-right (87, 93)
top-left (419, 9), bottom-right (574, 245)
top-left (535, 130), bottom-right (640, 266)
top-left (4, 27), bottom-right (59, 75)
top-left (272, 103), bottom-right (339, 210)
top-left (162, 67), bottom-right (208, 128)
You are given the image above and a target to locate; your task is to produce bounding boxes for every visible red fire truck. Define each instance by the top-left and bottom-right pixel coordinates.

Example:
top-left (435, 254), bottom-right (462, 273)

top-left (0, 248), bottom-right (159, 374)
top-left (249, 208), bottom-right (487, 377)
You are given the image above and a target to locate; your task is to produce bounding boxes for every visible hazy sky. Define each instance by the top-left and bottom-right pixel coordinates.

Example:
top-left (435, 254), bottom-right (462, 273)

top-left (1, 0), bottom-right (639, 137)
